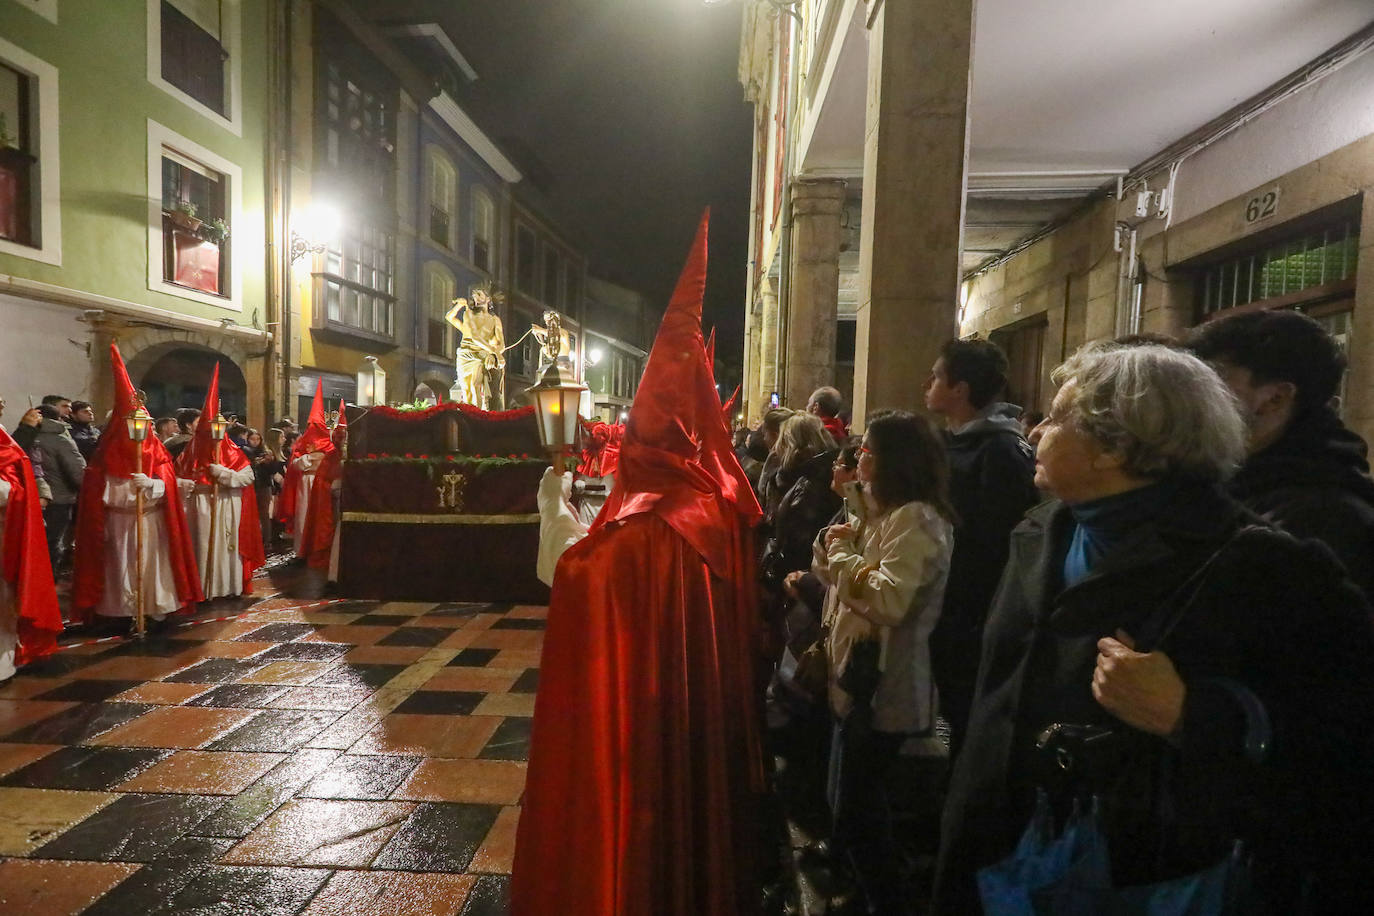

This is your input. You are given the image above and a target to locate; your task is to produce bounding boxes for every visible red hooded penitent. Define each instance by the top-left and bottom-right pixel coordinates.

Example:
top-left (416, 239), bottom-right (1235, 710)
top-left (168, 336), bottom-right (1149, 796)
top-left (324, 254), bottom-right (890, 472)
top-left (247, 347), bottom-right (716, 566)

top-left (71, 344), bottom-right (203, 622)
top-left (299, 405), bottom-right (346, 571)
top-left (510, 212), bottom-right (766, 915)
top-left (275, 379), bottom-right (335, 531)
top-left (0, 425), bottom-right (62, 665)
top-left (175, 363), bottom-right (265, 592)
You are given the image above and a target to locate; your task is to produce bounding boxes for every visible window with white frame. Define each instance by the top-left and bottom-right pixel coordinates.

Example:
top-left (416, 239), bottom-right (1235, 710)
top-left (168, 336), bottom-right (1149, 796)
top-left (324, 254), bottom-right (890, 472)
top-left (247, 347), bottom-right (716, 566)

top-left (424, 261), bottom-right (455, 358)
top-left (321, 220), bottom-right (396, 339)
top-left (471, 187), bottom-right (495, 273)
top-left (426, 147), bottom-right (456, 249)
top-left (147, 120), bottom-right (240, 308)
top-left (160, 149), bottom-right (229, 296)
top-left (148, 0), bottom-right (240, 132)
top-left (0, 36), bottom-right (59, 265)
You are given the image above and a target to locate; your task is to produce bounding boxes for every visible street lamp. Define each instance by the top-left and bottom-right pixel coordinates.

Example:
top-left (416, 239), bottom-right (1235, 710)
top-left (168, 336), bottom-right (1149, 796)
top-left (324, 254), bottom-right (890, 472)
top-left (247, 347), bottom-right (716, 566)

top-left (587, 346), bottom-right (603, 367)
top-left (291, 200), bottom-right (341, 263)
top-left (357, 355), bottom-right (386, 406)
top-left (125, 403), bottom-right (153, 442)
top-left (526, 361), bottom-right (587, 474)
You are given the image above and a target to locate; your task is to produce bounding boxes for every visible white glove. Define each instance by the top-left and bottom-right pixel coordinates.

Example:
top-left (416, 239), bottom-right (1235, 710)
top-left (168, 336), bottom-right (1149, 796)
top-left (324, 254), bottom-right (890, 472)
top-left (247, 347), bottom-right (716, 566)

top-left (129, 473), bottom-right (156, 492)
top-left (537, 468), bottom-right (573, 512)
top-left (208, 463), bottom-right (227, 477)
top-left (177, 477), bottom-right (196, 494)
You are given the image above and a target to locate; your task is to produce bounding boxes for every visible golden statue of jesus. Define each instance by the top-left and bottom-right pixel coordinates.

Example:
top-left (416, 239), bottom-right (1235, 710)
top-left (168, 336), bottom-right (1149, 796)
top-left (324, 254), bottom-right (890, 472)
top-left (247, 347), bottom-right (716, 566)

top-left (446, 284), bottom-right (507, 410)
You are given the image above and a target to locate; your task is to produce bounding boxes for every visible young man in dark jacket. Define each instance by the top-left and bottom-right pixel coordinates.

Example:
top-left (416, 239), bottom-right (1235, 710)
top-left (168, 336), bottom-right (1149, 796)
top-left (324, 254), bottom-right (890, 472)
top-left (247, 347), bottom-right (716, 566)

top-left (924, 337), bottom-right (1038, 757)
top-left (1190, 310), bottom-right (1374, 598)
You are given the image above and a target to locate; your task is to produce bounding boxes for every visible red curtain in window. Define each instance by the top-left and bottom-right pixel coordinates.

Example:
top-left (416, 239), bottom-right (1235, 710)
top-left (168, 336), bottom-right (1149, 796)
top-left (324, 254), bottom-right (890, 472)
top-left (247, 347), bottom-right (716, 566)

top-left (173, 229), bottom-right (220, 294)
top-left (0, 166), bottom-right (18, 242)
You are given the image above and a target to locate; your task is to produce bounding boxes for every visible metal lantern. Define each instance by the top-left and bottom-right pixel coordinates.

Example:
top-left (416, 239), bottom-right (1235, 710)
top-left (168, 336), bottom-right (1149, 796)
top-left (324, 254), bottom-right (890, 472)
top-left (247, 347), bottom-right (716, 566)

top-left (209, 413), bottom-right (229, 441)
top-left (357, 355), bottom-right (386, 406)
top-left (126, 404), bottom-right (154, 441)
top-left (526, 361), bottom-right (587, 473)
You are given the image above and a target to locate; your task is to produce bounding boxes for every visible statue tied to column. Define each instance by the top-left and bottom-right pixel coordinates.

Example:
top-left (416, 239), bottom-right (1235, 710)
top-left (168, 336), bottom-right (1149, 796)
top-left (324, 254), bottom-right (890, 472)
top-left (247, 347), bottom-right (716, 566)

top-left (531, 309), bottom-right (574, 378)
top-left (446, 282), bottom-right (507, 411)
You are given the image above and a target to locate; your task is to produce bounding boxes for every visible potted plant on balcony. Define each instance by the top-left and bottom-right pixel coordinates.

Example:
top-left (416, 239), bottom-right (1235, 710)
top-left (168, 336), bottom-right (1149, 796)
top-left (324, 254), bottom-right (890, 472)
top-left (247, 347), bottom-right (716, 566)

top-left (168, 199), bottom-right (201, 232)
top-left (201, 216), bottom-right (229, 245)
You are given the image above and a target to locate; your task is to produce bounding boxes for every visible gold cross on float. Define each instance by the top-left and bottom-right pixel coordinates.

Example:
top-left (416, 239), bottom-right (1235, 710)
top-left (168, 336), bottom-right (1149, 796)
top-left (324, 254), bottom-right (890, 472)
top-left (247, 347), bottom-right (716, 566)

top-left (436, 470), bottom-right (466, 510)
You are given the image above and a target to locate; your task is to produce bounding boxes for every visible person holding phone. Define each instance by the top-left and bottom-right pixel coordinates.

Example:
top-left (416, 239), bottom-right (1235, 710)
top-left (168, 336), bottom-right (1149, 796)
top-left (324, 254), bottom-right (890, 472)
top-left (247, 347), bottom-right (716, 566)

top-left (811, 411), bottom-right (955, 914)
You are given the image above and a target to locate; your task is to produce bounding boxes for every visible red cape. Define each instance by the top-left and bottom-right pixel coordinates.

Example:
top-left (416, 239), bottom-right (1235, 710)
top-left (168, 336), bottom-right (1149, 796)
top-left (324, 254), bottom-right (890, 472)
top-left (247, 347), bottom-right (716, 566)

top-left (276, 379), bottom-right (335, 531)
top-left (71, 344), bottom-right (203, 622)
top-left (300, 410), bottom-right (346, 572)
top-left (176, 365), bottom-right (265, 592)
top-left (0, 426), bottom-right (62, 665)
top-left (512, 212), bottom-right (765, 914)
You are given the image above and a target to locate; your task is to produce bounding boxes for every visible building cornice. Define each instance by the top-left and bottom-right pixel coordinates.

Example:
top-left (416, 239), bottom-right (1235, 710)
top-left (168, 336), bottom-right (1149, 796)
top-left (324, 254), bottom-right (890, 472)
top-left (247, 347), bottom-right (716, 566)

top-left (429, 93), bottom-right (523, 184)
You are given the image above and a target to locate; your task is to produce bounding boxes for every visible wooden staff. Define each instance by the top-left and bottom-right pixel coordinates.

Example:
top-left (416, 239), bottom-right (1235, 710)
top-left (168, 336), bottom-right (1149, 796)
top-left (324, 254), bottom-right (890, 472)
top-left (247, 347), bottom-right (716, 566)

top-left (133, 430), bottom-right (146, 640)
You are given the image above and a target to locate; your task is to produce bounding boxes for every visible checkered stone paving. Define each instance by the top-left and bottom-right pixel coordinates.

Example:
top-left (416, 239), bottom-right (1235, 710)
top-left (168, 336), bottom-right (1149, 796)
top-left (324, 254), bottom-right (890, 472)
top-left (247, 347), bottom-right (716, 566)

top-left (0, 597), bottom-right (546, 915)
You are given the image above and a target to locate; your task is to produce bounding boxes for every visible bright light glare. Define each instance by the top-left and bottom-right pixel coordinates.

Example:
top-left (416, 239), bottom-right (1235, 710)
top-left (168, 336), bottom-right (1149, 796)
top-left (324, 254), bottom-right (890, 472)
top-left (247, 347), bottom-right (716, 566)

top-left (300, 201), bottom-right (342, 244)
top-left (588, 347), bottom-right (603, 366)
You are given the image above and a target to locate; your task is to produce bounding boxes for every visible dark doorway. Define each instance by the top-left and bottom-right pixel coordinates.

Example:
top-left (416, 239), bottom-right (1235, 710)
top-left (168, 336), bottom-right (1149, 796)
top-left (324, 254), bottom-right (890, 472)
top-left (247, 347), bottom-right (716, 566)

top-left (137, 348), bottom-right (247, 420)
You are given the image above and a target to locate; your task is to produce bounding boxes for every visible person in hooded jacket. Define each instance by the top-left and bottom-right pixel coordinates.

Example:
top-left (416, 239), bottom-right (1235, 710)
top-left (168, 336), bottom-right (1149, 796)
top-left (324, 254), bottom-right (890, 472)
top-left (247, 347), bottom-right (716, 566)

top-left (29, 403), bottom-right (86, 569)
top-left (923, 337), bottom-right (1038, 757)
top-left (1189, 309), bottom-right (1374, 598)
top-left (760, 413), bottom-right (841, 595)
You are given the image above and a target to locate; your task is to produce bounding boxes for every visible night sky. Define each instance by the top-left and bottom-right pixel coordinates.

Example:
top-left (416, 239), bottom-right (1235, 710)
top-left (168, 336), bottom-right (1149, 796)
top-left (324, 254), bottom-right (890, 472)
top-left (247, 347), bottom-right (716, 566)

top-left (354, 0), bottom-right (755, 381)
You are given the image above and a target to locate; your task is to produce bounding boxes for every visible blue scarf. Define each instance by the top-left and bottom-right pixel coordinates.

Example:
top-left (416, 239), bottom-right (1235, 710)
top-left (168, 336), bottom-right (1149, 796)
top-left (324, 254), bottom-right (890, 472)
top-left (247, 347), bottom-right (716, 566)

top-left (1062, 479), bottom-right (1177, 587)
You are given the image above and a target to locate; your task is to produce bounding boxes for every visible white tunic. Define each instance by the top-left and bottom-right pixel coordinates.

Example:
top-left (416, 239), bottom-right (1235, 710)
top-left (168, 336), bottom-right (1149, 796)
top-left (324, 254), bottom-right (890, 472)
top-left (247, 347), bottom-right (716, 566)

top-left (535, 469), bottom-right (589, 587)
top-left (183, 463), bottom-right (256, 599)
top-left (290, 452), bottom-right (322, 555)
top-left (0, 480), bottom-right (15, 679)
top-left (96, 476), bottom-right (180, 621)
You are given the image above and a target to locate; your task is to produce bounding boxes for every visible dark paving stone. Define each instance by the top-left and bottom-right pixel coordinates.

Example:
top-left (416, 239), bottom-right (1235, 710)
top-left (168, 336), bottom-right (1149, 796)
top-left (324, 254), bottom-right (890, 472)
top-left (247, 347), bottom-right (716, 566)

top-left (447, 648), bottom-right (500, 667)
top-left (250, 642), bottom-right (352, 663)
top-left (107, 636), bottom-right (197, 657)
top-left (3, 701), bottom-right (152, 744)
top-left (511, 669), bottom-right (540, 693)
top-left (33, 678), bottom-right (144, 703)
top-left (309, 663), bottom-right (405, 689)
top-left (187, 684), bottom-right (291, 708)
top-left (348, 613), bottom-right (414, 626)
top-left (489, 618), bottom-right (545, 631)
top-left (322, 600), bottom-right (379, 613)
top-left (298, 754), bottom-right (421, 800)
top-left (0, 745), bottom-right (171, 790)
top-left (164, 658), bottom-right (270, 684)
top-left (462, 875), bottom-right (511, 916)
top-left (376, 626), bottom-right (448, 648)
top-left (392, 690), bottom-right (485, 716)
top-left (234, 623), bottom-right (319, 642)
top-left (162, 865), bottom-right (332, 916)
top-left (206, 708), bottom-right (343, 752)
top-left (373, 802), bottom-right (500, 873)
top-left (424, 603), bottom-right (490, 618)
top-left (479, 717), bottom-right (533, 761)
top-left (34, 793), bottom-right (224, 862)
top-left (18, 650), bottom-right (111, 677)
top-left (193, 749), bottom-right (339, 838)
top-left (83, 835), bottom-right (237, 916)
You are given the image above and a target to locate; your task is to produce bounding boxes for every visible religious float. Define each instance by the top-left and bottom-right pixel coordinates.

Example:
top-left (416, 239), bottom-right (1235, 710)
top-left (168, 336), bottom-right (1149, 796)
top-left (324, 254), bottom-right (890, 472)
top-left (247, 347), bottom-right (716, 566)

top-left (336, 401), bottom-right (551, 604)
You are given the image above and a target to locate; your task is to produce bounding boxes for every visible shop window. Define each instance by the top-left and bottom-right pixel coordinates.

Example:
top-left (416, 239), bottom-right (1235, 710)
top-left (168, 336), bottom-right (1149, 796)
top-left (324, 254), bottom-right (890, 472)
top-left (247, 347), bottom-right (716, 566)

top-left (1198, 217), bottom-right (1359, 319)
top-left (515, 224), bottom-right (536, 294)
top-left (322, 220), bottom-right (395, 339)
top-left (161, 150), bottom-right (228, 296)
top-left (427, 148), bottom-right (455, 249)
top-left (471, 187), bottom-right (495, 272)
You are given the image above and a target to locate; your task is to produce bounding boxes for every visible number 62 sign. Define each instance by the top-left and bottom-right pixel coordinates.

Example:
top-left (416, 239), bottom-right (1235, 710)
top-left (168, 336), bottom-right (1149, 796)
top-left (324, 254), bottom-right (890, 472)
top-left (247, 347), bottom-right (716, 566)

top-left (1244, 187), bottom-right (1280, 225)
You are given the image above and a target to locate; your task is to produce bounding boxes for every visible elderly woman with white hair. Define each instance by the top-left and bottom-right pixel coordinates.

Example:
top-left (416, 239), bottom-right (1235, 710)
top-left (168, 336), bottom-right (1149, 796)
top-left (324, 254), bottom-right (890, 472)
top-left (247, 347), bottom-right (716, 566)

top-left (933, 343), bottom-right (1374, 913)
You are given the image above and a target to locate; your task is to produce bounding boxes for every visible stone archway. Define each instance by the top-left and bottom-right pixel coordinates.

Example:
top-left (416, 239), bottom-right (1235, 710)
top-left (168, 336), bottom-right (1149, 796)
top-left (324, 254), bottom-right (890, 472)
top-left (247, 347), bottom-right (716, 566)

top-left (126, 340), bottom-right (249, 420)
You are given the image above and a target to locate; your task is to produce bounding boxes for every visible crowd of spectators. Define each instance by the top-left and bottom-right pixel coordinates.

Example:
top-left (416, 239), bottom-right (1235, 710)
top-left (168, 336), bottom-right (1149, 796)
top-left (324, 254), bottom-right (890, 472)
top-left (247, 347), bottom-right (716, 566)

top-left (742, 312), bottom-right (1374, 914)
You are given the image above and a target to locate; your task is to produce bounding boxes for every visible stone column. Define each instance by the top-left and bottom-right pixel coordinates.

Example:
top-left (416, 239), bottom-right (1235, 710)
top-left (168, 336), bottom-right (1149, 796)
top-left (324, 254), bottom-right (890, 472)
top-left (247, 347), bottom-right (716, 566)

top-left (851, 0), bottom-right (975, 429)
top-left (785, 178), bottom-right (847, 408)
top-left (757, 278), bottom-right (780, 417)
top-left (744, 302), bottom-right (763, 424)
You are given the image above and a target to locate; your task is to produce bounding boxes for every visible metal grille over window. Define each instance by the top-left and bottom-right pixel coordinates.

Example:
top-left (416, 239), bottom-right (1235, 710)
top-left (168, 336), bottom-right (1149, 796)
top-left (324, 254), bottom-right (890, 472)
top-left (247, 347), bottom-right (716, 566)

top-left (1199, 218), bottom-right (1359, 317)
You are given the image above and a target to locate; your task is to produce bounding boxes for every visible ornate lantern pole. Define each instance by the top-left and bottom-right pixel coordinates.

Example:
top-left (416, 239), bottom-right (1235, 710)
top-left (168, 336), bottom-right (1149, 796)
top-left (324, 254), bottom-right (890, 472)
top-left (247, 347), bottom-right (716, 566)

top-left (203, 413), bottom-right (228, 593)
top-left (526, 361), bottom-right (587, 475)
top-left (125, 399), bottom-right (154, 639)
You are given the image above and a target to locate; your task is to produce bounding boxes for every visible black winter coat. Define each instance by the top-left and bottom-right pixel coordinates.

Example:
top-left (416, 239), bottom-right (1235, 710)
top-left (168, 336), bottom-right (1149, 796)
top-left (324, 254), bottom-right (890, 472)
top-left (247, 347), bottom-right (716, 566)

top-left (1229, 406), bottom-right (1374, 599)
top-left (760, 450), bottom-right (841, 589)
top-left (931, 405), bottom-right (1038, 741)
top-left (933, 481), bottom-right (1374, 914)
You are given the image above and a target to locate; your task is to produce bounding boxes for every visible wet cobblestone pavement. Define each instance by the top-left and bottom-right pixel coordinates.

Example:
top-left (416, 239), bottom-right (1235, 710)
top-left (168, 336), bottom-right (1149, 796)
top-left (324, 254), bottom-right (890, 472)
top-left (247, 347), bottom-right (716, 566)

top-left (0, 583), bottom-right (537, 914)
